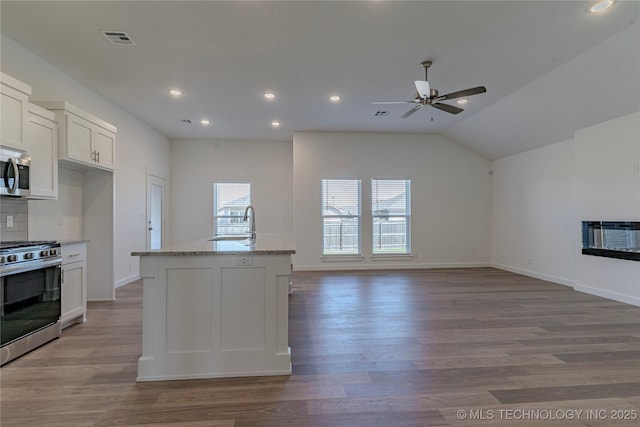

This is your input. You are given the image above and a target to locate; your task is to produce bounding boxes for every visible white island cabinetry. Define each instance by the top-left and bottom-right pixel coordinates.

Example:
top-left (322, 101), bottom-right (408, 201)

top-left (132, 233), bottom-right (295, 382)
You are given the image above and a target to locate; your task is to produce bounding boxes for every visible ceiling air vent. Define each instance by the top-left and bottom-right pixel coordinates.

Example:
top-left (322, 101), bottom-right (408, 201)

top-left (374, 111), bottom-right (390, 117)
top-left (102, 31), bottom-right (135, 45)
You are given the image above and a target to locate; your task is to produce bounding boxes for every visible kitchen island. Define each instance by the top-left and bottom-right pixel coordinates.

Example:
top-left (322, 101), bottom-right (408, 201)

top-left (132, 233), bottom-right (294, 382)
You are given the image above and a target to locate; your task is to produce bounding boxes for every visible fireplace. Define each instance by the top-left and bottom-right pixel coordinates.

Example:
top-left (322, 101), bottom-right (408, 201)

top-left (582, 221), bottom-right (640, 261)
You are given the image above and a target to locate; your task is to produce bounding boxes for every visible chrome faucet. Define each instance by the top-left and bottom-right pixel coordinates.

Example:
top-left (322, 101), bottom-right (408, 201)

top-left (243, 205), bottom-right (256, 239)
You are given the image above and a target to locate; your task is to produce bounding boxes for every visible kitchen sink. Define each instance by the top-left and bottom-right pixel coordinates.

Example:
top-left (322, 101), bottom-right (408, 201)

top-left (208, 235), bottom-right (252, 241)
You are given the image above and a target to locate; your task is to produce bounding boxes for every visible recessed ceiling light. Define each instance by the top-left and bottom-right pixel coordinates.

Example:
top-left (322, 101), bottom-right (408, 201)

top-left (169, 89), bottom-right (183, 97)
top-left (264, 92), bottom-right (276, 100)
top-left (457, 98), bottom-right (469, 105)
top-left (329, 95), bottom-right (341, 103)
top-left (200, 119), bottom-right (210, 125)
top-left (589, 0), bottom-right (615, 13)
top-left (271, 121), bottom-right (280, 128)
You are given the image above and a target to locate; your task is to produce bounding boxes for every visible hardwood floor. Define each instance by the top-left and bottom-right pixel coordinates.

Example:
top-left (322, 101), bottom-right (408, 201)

top-left (1, 268), bottom-right (639, 426)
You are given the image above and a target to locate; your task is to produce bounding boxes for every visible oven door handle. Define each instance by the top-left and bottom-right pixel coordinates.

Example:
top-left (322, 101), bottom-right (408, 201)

top-left (0, 258), bottom-right (62, 277)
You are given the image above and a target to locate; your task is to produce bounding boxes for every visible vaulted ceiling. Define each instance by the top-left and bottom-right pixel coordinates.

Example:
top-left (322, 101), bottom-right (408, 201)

top-left (1, 1), bottom-right (639, 159)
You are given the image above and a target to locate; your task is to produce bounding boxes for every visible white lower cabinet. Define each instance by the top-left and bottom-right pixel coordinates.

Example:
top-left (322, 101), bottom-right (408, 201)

top-left (61, 242), bottom-right (87, 328)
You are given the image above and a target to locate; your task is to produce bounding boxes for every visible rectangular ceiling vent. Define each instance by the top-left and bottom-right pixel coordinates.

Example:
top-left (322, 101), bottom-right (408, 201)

top-left (102, 31), bottom-right (135, 46)
top-left (374, 111), bottom-right (390, 117)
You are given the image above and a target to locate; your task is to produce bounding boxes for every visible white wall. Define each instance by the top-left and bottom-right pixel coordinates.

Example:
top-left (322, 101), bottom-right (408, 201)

top-left (293, 132), bottom-right (492, 270)
top-left (574, 112), bottom-right (640, 305)
top-left (491, 140), bottom-right (576, 285)
top-left (169, 139), bottom-right (293, 245)
top-left (445, 21), bottom-right (640, 160)
top-left (491, 112), bottom-right (640, 306)
top-left (2, 35), bottom-right (171, 288)
top-left (29, 167), bottom-right (84, 240)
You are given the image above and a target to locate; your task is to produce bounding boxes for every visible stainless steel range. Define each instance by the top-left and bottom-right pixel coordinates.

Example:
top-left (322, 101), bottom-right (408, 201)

top-left (1, 240), bottom-right (62, 365)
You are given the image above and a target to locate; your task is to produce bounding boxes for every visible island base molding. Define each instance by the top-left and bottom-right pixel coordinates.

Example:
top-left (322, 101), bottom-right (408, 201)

top-left (136, 254), bottom-right (292, 382)
top-left (137, 346), bottom-right (291, 382)
top-left (137, 349), bottom-right (292, 382)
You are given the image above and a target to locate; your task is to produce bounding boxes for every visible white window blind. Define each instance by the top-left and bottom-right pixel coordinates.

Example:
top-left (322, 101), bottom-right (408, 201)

top-left (213, 182), bottom-right (251, 236)
top-left (322, 179), bottom-right (361, 255)
top-left (372, 179), bottom-right (411, 254)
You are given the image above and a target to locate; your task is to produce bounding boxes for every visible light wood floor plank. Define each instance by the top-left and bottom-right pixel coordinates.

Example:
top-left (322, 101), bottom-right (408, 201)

top-left (1, 267), bottom-right (639, 426)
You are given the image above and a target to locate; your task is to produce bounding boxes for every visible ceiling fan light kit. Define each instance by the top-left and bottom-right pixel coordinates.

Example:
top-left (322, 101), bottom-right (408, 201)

top-left (414, 80), bottom-right (430, 98)
top-left (373, 59), bottom-right (486, 118)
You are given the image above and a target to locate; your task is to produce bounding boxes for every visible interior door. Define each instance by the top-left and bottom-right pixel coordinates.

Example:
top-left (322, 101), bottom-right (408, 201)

top-left (147, 174), bottom-right (165, 250)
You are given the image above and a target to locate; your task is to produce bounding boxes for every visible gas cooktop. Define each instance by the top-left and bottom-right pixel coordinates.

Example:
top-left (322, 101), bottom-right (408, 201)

top-left (0, 241), bottom-right (61, 267)
top-left (0, 240), bottom-right (58, 250)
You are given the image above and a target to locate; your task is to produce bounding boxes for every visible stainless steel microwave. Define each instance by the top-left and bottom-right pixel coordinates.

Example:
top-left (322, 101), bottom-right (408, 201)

top-left (0, 147), bottom-right (31, 197)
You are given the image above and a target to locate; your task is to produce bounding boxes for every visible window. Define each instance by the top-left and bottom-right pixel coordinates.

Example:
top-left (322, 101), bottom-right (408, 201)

top-left (372, 179), bottom-right (411, 254)
top-left (322, 179), bottom-right (361, 255)
top-left (213, 182), bottom-right (251, 236)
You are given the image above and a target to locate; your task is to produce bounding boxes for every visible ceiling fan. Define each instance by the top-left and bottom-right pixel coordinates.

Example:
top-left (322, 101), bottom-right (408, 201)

top-left (373, 60), bottom-right (486, 117)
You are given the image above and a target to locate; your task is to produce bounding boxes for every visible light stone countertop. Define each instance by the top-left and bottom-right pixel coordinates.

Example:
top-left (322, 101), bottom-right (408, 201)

top-left (59, 240), bottom-right (89, 246)
top-left (131, 233), bottom-right (295, 256)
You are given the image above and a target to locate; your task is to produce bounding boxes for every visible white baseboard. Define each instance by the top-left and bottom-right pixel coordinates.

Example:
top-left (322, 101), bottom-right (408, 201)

top-left (491, 263), bottom-right (575, 287)
top-left (115, 274), bottom-right (141, 288)
top-left (292, 261), bottom-right (639, 307)
top-left (573, 284), bottom-right (640, 307)
top-left (492, 263), bottom-right (639, 307)
top-left (293, 262), bottom-right (491, 272)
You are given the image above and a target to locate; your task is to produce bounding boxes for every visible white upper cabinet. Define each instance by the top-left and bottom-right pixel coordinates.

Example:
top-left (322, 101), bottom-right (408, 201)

top-left (26, 103), bottom-right (58, 199)
top-left (93, 127), bottom-right (115, 166)
top-left (66, 113), bottom-right (95, 163)
top-left (0, 72), bottom-right (32, 151)
top-left (35, 101), bottom-right (116, 171)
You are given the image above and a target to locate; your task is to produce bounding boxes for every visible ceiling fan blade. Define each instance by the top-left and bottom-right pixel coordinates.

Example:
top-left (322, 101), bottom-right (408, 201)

top-left (431, 103), bottom-right (463, 115)
top-left (372, 100), bottom-right (419, 105)
top-left (437, 86), bottom-right (487, 101)
top-left (401, 105), bottom-right (423, 118)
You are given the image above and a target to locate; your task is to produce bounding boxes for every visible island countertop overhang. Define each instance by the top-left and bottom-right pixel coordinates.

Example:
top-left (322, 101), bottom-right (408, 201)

top-left (132, 233), bottom-right (295, 256)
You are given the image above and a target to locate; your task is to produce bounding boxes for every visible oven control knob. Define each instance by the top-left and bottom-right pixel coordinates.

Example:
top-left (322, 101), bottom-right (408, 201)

top-left (24, 253), bottom-right (34, 260)
top-left (49, 249), bottom-right (58, 256)
top-left (0, 256), bottom-right (5, 263)
top-left (40, 250), bottom-right (49, 257)
top-left (7, 255), bottom-right (18, 262)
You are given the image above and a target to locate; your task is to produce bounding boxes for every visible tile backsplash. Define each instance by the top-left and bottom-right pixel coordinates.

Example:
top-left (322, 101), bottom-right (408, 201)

top-left (0, 198), bottom-right (29, 241)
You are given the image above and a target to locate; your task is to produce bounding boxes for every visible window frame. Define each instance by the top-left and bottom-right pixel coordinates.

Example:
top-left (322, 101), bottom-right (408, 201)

top-left (213, 181), bottom-right (252, 236)
top-left (371, 178), bottom-right (411, 255)
top-left (321, 178), bottom-right (362, 256)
